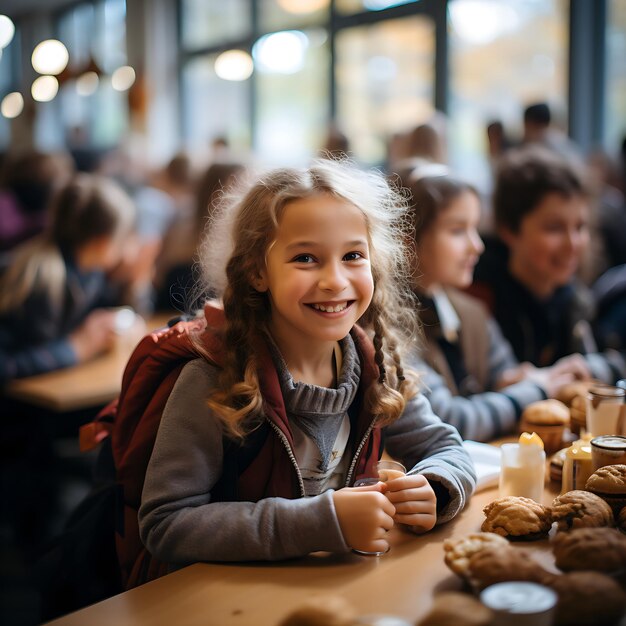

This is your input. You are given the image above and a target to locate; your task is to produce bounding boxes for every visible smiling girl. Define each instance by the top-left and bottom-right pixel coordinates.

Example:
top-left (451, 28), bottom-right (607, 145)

top-left (138, 159), bottom-right (475, 569)
top-left (405, 171), bottom-right (592, 441)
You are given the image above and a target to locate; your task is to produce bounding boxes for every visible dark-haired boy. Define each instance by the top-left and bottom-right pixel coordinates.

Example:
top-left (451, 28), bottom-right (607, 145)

top-left (469, 145), bottom-right (625, 383)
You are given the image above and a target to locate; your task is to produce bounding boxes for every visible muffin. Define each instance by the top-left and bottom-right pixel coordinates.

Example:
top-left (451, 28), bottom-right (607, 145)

top-left (552, 527), bottom-right (626, 573)
top-left (585, 464), bottom-right (626, 516)
top-left (520, 399), bottom-right (570, 453)
top-left (547, 571), bottom-right (626, 625)
top-left (482, 496), bottom-right (553, 540)
top-left (551, 490), bottom-right (614, 531)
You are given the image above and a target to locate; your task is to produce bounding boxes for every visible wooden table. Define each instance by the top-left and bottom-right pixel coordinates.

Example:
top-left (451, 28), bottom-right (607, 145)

top-left (4, 313), bottom-right (175, 412)
top-left (45, 483), bottom-right (561, 626)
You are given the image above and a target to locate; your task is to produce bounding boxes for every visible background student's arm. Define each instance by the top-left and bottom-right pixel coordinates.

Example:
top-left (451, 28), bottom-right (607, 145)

top-left (139, 359), bottom-right (350, 565)
top-left (0, 338), bottom-right (77, 383)
top-left (583, 349), bottom-right (626, 384)
top-left (413, 356), bottom-right (545, 442)
top-left (383, 392), bottom-right (476, 524)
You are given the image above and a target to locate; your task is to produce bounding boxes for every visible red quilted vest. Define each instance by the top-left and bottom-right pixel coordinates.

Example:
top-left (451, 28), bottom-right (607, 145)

top-left (80, 304), bottom-right (382, 589)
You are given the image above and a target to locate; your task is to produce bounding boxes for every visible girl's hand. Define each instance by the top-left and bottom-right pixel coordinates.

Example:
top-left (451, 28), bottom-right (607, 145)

top-left (332, 485), bottom-right (395, 554)
top-left (384, 473), bottom-right (437, 533)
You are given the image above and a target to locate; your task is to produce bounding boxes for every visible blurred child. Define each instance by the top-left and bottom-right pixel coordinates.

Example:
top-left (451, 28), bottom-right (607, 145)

top-left (0, 174), bottom-right (136, 382)
top-left (470, 145), bottom-right (625, 382)
top-left (154, 161), bottom-right (244, 312)
top-left (139, 159), bottom-right (475, 565)
top-left (405, 171), bottom-right (589, 441)
top-left (0, 150), bottom-right (74, 253)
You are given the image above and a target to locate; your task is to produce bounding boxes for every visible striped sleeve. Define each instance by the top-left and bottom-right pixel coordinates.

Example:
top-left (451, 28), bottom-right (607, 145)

top-left (584, 350), bottom-right (626, 384)
top-left (413, 357), bottom-right (546, 442)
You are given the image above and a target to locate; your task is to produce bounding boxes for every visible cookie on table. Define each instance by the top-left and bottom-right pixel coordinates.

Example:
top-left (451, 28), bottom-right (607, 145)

top-left (552, 527), bottom-right (626, 573)
top-left (443, 532), bottom-right (509, 579)
top-left (466, 545), bottom-right (555, 591)
top-left (418, 591), bottom-right (494, 626)
top-left (547, 571), bottom-right (626, 625)
top-left (481, 496), bottom-right (553, 539)
top-left (278, 596), bottom-right (356, 626)
top-left (618, 506), bottom-right (626, 533)
top-left (585, 464), bottom-right (626, 517)
top-left (551, 490), bottom-right (614, 531)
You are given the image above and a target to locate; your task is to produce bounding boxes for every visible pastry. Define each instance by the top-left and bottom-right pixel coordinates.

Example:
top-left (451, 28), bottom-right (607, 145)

top-left (520, 399), bottom-right (570, 453)
top-left (551, 490), bottom-right (614, 531)
top-left (466, 545), bottom-right (554, 591)
top-left (547, 571), bottom-right (626, 625)
top-left (418, 591), bottom-right (494, 626)
top-left (556, 381), bottom-right (592, 407)
top-left (443, 532), bottom-right (509, 579)
top-left (552, 527), bottom-right (626, 573)
top-left (585, 464), bottom-right (626, 516)
top-left (481, 496), bottom-right (553, 539)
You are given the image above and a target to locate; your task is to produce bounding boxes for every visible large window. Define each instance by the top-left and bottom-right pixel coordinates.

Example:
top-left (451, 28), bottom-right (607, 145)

top-left (258, 0), bottom-right (329, 31)
top-left (255, 28), bottom-right (330, 166)
top-left (180, 1), bottom-right (331, 166)
top-left (182, 53), bottom-right (251, 154)
top-left (178, 0), bottom-right (616, 171)
top-left (336, 15), bottom-right (435, 165)
top-left (606, 0), bottom-right (626, 156)
top-left (448, 0), bottom-right (569, 192)
top-left (0, 28), bottom-right (19, 150)
top-left (336, 0), bottom-right (418, 14)
top-left (56, 0), bottom-right (129, 149)
top-left (180, 0), bottom-right (251, 51)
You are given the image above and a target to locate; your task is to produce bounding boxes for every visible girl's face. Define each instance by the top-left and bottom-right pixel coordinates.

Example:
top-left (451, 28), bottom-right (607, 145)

top-left (257, 193), bottom-right (374, 351)
top-left (502, 192), bottom-right (589, 295)
top-left (415, 190), bottom-right (484, 290)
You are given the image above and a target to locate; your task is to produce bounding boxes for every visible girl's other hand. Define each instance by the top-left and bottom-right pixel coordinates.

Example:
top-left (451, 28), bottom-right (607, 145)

top-left (69, 309), bottom-right (118, 362)
top-left (384, 473), bottom-right (437, 532)
top-left (332, 485), bottom-right (395, 554)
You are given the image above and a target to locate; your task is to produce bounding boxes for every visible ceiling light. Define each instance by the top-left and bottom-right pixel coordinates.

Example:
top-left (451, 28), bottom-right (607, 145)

top-left (31, 39), bottom-right (69, 75)
top-left (1, 91), bottom-right (23, 118)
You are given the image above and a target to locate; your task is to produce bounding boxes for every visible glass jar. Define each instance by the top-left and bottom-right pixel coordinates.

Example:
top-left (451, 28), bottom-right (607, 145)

top-left (586, 384), bottom-right (626, 437)
top-left (590, 435), bottom-right (626, 470)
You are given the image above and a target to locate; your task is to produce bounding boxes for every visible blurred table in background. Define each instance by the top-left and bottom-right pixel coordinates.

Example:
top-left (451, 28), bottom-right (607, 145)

top-left (4, 313), bottom-right (175, 413)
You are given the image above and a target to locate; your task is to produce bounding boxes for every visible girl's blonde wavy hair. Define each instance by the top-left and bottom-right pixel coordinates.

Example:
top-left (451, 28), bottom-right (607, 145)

top-left (0, 174), bottom-right (135, 314)
top-left (196, 158), bottom-right (420, 439)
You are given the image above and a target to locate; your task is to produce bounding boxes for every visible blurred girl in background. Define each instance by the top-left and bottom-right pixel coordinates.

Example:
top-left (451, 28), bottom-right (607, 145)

top-left (0, 174), bottom-right (136, 382)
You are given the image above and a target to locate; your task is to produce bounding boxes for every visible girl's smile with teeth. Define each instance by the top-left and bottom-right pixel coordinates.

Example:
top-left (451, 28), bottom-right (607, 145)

top-left (255, 193), bottom-right (374, 348)
top-left (310, 302), bottom-right (350, 313)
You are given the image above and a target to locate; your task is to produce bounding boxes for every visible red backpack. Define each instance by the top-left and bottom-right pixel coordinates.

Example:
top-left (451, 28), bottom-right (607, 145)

top-left (79, 305), bottom-right (382, 590)
top-left (79, 311), bottom-right (209, 587)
